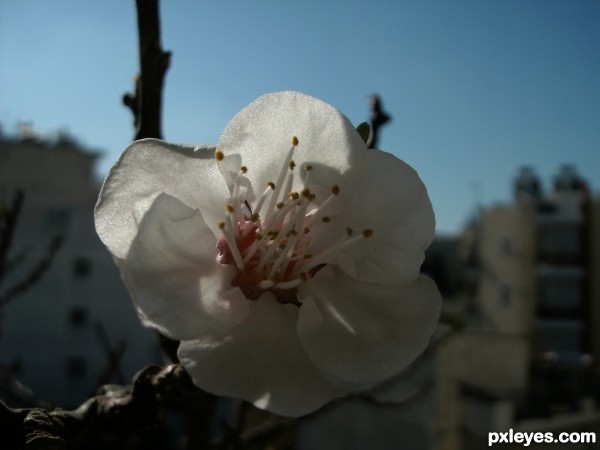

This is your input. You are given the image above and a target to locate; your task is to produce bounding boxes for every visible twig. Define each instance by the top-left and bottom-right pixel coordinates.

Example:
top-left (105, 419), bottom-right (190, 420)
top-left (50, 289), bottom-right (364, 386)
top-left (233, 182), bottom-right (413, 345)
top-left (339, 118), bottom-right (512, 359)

top-left (94, 322), bottom-right (127, 389)
top-left (0, 235), bottom-right (63, 307)
top-left (123, 0), bottom-right (171, 140)
top-left (0, 190), bottom-right (24, 289)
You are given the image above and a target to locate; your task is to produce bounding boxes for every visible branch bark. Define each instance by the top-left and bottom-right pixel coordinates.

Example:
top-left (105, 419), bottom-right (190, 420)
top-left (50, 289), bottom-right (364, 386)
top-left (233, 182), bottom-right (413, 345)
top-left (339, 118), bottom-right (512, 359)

top-left (123, 0), bottom-right (171, 140)
top-left (2, 364), bottom-right (216, 449)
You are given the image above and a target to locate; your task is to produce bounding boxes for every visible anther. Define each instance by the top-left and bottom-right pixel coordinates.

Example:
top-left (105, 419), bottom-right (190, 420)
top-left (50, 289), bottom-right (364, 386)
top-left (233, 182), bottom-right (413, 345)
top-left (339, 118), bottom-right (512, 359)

top-left (240, 166), bottom-right (248, 174)
top-left (277, 202), bottom-right (285, 209)
top-left (226, 204), bottom-right (235, 214)
top-left (268, 182), bottom-right (275, 190)
top-left (305, 164), bottom-right (313, 171)
top-left (346, 227), bottom-right (353, 236)
top-left (362, 229), bottom-right (374, 238)
top-left (219, 222), bottom-right (226, 229)
top-left (289, 192), bottom-right (300, 200)
top-left (292, 136), bottom-right (299, 146)
top-left (250, 213), bottom-right (260, 222)
top-left (331, 185), bottom-right (340, 195)
top-left (289, 160), bottom-right (296, 170)
top-left (322, 216), bottom-right (331, 223)
top-left (215, 150), bottom-right (224, 161)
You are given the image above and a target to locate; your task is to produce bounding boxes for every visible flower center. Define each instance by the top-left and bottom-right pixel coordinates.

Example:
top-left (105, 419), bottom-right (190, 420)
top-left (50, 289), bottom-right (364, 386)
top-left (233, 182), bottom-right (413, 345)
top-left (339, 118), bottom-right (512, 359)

top-left (215, 136), bottom-right (373, 305)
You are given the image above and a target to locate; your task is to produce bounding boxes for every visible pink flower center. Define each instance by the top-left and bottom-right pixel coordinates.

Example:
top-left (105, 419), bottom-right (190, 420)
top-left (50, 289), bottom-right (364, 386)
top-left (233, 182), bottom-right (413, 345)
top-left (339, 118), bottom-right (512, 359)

top-left (214, 136), bottom-right (373, 305)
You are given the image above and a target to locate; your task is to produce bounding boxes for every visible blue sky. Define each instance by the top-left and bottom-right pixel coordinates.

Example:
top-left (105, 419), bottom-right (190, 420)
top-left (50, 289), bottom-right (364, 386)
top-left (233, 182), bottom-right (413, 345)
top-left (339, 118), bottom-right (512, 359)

top-left (1, 0), bottom-right (599, 235)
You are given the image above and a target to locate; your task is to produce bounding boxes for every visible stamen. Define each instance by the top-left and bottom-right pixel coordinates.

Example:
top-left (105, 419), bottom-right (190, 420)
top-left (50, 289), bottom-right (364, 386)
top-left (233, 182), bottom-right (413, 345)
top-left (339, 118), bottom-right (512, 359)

top-left (214, 134), bottom-right (374, 305)
top-left (304, 187), bottom-right (339, 227)
top-left (274, 279), bottom-right (303, 289)
top-left (254, 184), bottom-right (275, 218)
top-left (267, 143), bottom-right (296, 214)
top-left (220, 220), bottom-right (244, 271)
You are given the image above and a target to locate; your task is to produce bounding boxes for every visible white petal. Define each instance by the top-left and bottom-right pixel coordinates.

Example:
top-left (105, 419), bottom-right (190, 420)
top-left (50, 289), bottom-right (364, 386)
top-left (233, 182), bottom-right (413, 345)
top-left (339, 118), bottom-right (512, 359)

top-left (332, 149), bottom-right (435, 286)
top-left (217, 91), bottom-right (366, 195)
top-left (297, 272), bottom-right (441, 386)
top-left (95, 139), bottom-right (227, 259)
top-left (178, 296), bottom-right (342, 417)
top-left (120, 193), bottom-right (249, 340)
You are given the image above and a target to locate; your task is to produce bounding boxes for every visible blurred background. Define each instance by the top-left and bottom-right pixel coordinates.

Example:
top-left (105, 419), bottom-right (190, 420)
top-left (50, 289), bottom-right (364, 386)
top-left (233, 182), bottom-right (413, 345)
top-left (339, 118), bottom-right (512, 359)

top-left (1, 1), bottom-right (599, 449)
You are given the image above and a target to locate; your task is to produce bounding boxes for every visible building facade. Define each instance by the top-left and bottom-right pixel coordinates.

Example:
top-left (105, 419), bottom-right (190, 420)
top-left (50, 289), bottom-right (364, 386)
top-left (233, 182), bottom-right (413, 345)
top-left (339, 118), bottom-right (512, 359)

top-left (0, 130), bottom-right (159, 408)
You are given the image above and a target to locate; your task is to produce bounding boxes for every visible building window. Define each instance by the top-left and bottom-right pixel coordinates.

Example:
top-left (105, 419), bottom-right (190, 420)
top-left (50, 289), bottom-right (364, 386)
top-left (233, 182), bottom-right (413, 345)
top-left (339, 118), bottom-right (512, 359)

top-left (66, 356), bottom-right (87, 378)
top-left (535, 319), bottom-right (583, 353)
top-left (73, 257), bottom-right (92, 278)
top-left (537, 267), bottom-right (584, 317)
top-left (538, 224), bottom-right (581, 263)
top-left (68, 306), bottom-right (89, 327)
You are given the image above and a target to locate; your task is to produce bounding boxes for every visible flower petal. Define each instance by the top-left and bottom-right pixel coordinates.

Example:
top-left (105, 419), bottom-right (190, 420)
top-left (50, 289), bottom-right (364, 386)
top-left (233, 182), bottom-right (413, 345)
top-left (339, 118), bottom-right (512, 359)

top-left (332, 149), bottom-right (435, 286)
top-left (297, 271), bottom-right (441, 385)
top-left (178, 296), bottom-right (342, 417)
top-left (217, 91), bottom-right (365, 196)
top-left (95, 139), bottom-right (228, 259)
top-left (120, 193), bottom-right (249, 340)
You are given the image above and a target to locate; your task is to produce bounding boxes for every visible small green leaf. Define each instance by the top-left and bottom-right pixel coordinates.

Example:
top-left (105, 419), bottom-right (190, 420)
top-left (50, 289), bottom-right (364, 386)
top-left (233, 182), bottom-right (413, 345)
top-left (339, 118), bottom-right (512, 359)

top-left (356, 122), bottom-right (370, 144)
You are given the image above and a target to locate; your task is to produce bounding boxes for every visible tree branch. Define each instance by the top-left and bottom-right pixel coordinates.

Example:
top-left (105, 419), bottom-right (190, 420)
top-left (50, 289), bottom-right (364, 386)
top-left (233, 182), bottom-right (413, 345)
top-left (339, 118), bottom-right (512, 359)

top-left (123, 0), bottom-right (171, 140)
top-left (2, 364), bottom-right (216, 449)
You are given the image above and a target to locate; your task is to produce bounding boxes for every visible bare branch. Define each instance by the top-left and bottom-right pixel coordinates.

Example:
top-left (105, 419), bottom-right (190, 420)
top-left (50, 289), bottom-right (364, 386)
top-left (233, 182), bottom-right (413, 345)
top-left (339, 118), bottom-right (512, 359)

top-left (123, 0), bottom-right (171, 140)
top-left (3, 364), bottom-right (216, 449)
top-left (0, 190), bottom-right (24, 289)
top-left (0, 235), bottom-right (63, 307)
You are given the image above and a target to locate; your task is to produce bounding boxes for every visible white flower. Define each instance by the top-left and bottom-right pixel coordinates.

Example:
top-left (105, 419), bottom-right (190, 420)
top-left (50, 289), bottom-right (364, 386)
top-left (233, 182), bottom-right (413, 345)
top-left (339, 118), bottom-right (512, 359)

top-left (95, 91), bottom-right (441, 417)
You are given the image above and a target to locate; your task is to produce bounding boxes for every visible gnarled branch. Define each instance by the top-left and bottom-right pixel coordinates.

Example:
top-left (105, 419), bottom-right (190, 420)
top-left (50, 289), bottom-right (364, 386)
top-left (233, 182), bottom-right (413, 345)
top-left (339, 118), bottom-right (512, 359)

top-left (3, 364), bottom-right (216, 449)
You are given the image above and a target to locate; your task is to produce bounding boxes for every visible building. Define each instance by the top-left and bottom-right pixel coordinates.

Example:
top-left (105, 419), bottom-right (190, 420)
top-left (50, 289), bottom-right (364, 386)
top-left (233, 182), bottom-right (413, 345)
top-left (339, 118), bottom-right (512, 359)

top-left (435, 165), bottom-right (600, 449)
top-left (0, 128), bottom-right (159, 408)
top-left (297, 165), bottom-right (600, 450)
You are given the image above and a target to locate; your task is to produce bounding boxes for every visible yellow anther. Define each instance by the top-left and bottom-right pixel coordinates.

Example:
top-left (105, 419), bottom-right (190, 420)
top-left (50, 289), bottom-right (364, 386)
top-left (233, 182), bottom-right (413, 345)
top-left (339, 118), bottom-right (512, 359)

top-left (226, 204), bottom-right (235, 214)
top-left (240, 166), bottom-right (248, 174)
top-left (346, 227), bottom-right (354, 236)
top-left (289, 192), bottom-right (300, 200)
top-left (322, 216), bottom-right (331, 223)
top-left (301, 188), bottom-right (312, 198)
top-left (250, 213), bottom-right (260, 222)
top-left (218, 221), bottom-right (226, 229)
top-left (215, 150), bottom-right (225, 161)
top-left (305, 164), bottom-right (313, 171)
top-left (363, 229), bottom-right (374, 238)
top-left (289, 160), bottom-right (296, 170)
top-left (304, 227), bottom-right (310, 234)
top-left (331, 185), bottom-right (340, 195)
top-left (292, 136), bottom-right (299, 146)
top-left (268, 182), bottom-right (275, 190)
top-left (276, 202), bottom-right (285, 209)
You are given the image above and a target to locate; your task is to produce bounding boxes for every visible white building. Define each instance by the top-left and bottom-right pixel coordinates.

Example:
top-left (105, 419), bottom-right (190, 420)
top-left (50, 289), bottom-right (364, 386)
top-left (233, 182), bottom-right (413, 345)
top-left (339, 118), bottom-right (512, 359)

top-left (0, 129), bottom-right (159, 408)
